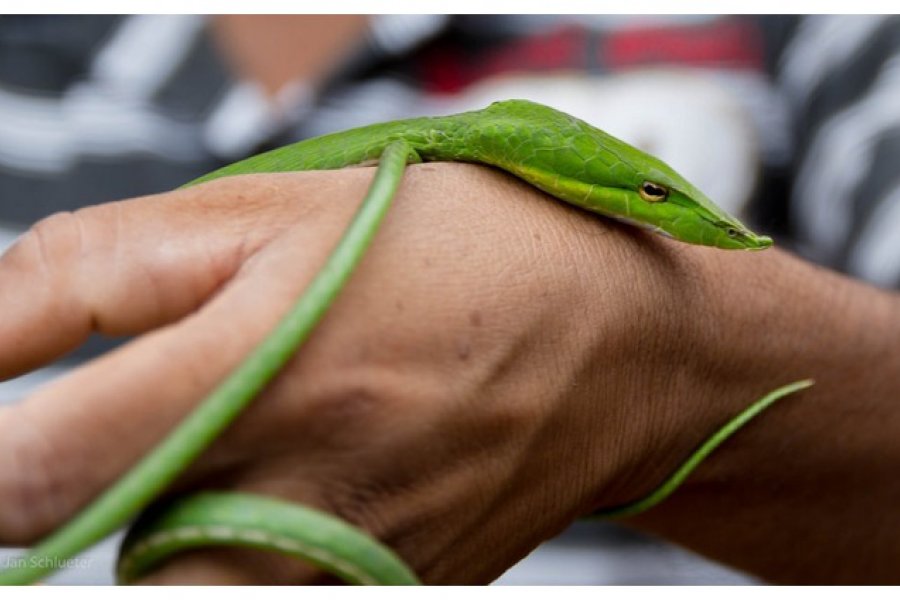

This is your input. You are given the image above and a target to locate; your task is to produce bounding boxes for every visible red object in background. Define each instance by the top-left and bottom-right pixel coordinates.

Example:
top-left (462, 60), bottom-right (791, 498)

top-left (422, 26), bottom-right (587, 94)
top-left (419, 18), bottom-right (764, 96)
top-left (603, 19), bottom-right (764, 71)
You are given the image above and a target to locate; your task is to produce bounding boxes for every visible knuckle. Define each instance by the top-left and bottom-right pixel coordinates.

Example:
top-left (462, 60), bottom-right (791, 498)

top-left (318, 477), bottom-right (390, 534)
top-left (7, 211), bottom-right (82, 278)
top-left (291, 376), bottom-right (393, 453)
top-left (321, 379), bottom-right (386, 426)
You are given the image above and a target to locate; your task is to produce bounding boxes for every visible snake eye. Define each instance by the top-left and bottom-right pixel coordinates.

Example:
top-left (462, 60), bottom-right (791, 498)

top-left (639, 181), bottom-right (668, 202)
top-left (726, 227), bottom-right (738, 238)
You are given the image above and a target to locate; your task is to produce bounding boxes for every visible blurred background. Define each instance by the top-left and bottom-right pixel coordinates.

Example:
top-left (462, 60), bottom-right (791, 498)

top-left (1, 14), bottom-right (899, 584)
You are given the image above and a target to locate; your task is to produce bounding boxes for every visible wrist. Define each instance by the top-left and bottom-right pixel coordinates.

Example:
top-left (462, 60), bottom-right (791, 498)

top-left (614, 244), bottom-right (900, 582)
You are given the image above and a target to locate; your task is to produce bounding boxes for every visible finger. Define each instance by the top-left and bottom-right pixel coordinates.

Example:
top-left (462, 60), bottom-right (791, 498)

top-left (0, 173), bottom-right (373, 544)
top-left (0, 174), bottom-right (310, 380)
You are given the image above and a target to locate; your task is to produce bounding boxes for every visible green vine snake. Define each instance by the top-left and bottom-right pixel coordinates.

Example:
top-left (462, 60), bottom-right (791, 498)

top-left (0, 100), bottom-right (813, 585)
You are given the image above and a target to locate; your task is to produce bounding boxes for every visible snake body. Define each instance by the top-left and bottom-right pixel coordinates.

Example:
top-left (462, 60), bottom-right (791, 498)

top-left (0, 100), bottom-right (810, 585)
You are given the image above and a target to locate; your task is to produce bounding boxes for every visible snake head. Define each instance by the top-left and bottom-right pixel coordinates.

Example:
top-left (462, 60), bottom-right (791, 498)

top-left (574, 119), bottom-right (776, 251)
top-left (632, 180), bottom-right (775, 250)
top-left (487, 100), bottom-right (775, 251)
top-left (569, 119), bottom-right (776, 251)
top-left (539, 141), bottom-right (774, 250)
top-left (623, 172), bottom-right (775, 250)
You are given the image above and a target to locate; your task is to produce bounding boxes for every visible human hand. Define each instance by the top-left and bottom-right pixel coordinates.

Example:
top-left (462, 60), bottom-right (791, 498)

top-left (0, 163), bottom-right (713, 583)
top-left (5, 163), bottom-right (896, 585)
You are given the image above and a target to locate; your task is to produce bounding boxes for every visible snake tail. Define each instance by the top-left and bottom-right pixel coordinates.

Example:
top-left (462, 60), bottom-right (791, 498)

top-left (594, 379), bottom-right (815, 520)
